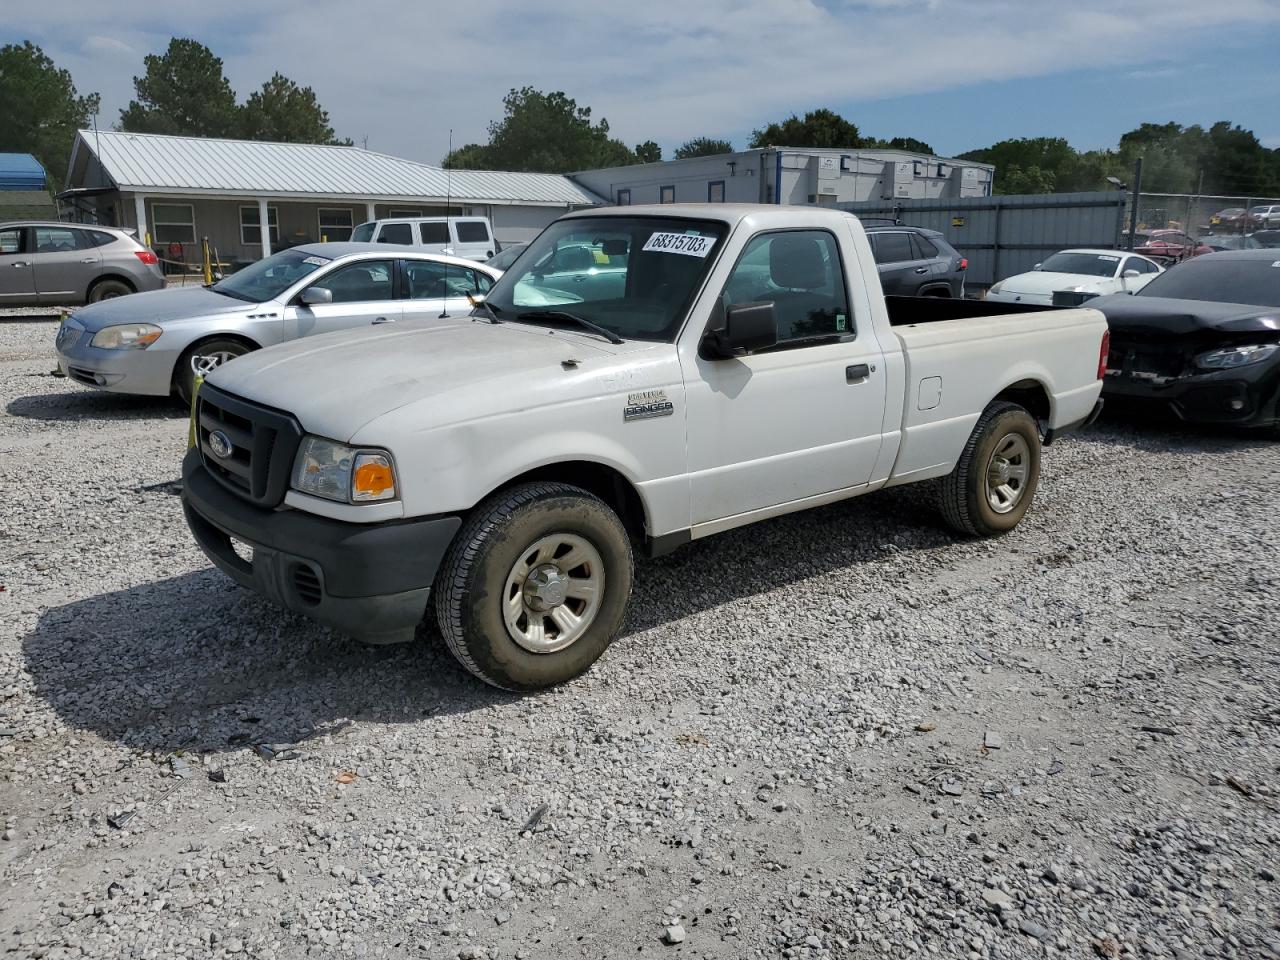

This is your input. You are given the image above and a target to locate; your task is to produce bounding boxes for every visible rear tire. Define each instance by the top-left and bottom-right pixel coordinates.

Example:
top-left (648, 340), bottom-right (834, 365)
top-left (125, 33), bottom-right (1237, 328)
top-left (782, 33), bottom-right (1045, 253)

top-left (175, 337), bottom-right (253, 405)
top-left (87, 278), bottom-right (133, 303)
top-left (939, 401), bottom-right (1041, 537)
top-left (434, 482), bottom-right (633, 691)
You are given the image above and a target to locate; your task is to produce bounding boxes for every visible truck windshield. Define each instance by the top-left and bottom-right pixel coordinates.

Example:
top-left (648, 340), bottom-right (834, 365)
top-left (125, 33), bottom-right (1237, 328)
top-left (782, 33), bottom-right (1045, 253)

top-left (1137, 256), bottom-right (1280, 308)
top-left (481, 216), bottom-right (728, 342)
top-left (211, 249), bottom-right (332, 302)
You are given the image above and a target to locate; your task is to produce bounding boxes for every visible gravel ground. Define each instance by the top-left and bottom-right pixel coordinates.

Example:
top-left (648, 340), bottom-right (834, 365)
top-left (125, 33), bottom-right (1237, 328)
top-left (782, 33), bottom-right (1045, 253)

top-left (1, 318), bottom-right (1277, 960)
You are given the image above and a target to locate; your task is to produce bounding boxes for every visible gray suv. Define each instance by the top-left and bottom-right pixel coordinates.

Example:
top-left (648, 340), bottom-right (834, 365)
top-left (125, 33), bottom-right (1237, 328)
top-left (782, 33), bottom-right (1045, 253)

top-left (864, 224), bottom-right (968, 298)
top-left (0, 221), bottom-right (165, 307)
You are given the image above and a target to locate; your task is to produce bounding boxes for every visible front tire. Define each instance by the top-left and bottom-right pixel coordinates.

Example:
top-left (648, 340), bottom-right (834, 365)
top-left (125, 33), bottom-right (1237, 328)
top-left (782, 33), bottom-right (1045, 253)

top-left (434, 482), bottom-right (633, 691)
top-left (175, 338), bottom-right (252, 405)
top-left (939, 401), bottom-right (1041, 536)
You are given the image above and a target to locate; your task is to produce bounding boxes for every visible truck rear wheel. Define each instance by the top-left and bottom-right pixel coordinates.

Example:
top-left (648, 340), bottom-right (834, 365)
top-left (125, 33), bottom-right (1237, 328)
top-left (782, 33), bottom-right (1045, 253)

top-left (434, 482), bottom-right (633, 691)
top-left (939, 401), bottom-right (1040, 536)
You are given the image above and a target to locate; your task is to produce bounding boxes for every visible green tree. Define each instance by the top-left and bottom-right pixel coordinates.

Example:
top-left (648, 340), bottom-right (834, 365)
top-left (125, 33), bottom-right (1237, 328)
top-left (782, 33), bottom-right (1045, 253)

top-left (673, 137), bottom-right (734, 159)
top-left (442, 87), bottom-right (637, 172)
top-left (238, 72), bottom-right (350, 144)
top-left (880, 136), bottom-right (934, 155)
top-left (748, 108), bottom-right (864, 149)
top-left (634, 140), bottom-right (662, 163)
top-left (119, 38), bottom-right (238, 137)
top-left (0, 42), bottom-right (99, 191)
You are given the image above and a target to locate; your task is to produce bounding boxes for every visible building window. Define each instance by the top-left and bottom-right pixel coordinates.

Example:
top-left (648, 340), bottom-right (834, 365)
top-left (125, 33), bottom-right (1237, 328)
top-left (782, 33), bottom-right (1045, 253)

top-left (151, 203), bottom-right (195, 244)
top-left (708, 180), bottom-right (726, 203)
top-left (388, 208), bottom-right (422, 217)
top-left (318, 208), bottom-right (354, 242)
top-left (240, 205), bottom-right (280, 246)
top-left (660, 185), bottom-right (675, 204)
top-left (616, 188), bottom-right (631, 206)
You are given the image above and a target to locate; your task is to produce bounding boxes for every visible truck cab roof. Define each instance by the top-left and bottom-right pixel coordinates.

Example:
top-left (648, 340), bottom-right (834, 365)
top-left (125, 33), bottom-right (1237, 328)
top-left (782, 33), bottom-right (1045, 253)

top-left (567, 203), bottom-right (859, 229)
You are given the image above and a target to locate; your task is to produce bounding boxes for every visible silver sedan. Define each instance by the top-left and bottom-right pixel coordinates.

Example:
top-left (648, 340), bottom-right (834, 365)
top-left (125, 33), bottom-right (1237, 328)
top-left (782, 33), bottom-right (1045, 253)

top-left (55, 243), bottom-right (501, 402)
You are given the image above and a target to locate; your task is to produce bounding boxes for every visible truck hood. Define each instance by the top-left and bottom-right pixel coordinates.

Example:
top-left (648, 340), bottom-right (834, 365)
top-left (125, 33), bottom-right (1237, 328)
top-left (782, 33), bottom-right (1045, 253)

top-left (1091, 294), bottom-right (1280, 338)
top-left (204, 319), bottom-right (641, 441)
top-left (1000, 271), bottom-right (1116, 296)
top-left (71, 286), bottom-right (251, 332)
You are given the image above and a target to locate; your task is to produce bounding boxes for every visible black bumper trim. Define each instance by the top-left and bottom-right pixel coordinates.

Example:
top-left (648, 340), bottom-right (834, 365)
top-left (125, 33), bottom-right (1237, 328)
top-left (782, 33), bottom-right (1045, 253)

top-left (181, 449), bottom-right (461, 643)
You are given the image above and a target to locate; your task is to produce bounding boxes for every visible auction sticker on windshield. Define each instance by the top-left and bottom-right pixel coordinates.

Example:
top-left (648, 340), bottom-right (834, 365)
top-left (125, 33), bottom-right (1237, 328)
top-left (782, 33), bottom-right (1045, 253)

top-left (642, 232), bottom-right (717, 258)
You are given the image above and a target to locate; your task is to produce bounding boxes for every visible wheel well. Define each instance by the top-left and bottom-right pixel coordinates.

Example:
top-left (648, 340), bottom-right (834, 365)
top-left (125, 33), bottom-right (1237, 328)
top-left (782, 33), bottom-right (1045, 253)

top-left (920, 285), bottom-right (953, 298)
top-left (86, 273), bottom-right (136, 299)
top-left (495, 462), bottom-right (648, 541)
top-left (994, 379), bottom-right (1051, 425)
top-left (171, 333), bottom-right (262, 386)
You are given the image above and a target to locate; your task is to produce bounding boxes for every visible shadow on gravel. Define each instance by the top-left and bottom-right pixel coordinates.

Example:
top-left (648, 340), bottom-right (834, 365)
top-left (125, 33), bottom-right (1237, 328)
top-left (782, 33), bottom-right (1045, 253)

top-left (24, 484), bottom-right (950, 755)
top-left (22, 568), bottom-right (514, 755)
top-left (6, 389), bottom-right (184, 422)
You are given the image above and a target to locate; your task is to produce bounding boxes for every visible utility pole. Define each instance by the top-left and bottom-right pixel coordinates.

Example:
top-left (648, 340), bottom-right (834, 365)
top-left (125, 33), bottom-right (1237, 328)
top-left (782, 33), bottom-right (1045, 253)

top-left (1126, 157), bottom-right (1144, 251)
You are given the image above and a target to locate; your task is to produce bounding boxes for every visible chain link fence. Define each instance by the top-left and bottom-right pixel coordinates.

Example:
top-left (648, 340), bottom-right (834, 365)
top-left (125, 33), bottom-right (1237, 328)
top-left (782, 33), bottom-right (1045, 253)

top-left (1132, 193), bottom-right (1280, 238)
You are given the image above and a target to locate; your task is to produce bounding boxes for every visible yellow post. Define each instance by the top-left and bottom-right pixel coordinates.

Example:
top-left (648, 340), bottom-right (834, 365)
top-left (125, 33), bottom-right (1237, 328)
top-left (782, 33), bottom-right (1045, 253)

top-left (201, 237), bottom-right (213, 285)
top-left (187, 368), bottom-right (204, 449)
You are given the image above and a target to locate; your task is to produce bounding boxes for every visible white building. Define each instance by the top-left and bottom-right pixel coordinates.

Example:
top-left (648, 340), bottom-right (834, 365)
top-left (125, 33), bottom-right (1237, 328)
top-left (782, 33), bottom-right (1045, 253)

top-left (571, 147), bottom-right (994, 208)
top-left (61, 130), bottom-right (603, 266)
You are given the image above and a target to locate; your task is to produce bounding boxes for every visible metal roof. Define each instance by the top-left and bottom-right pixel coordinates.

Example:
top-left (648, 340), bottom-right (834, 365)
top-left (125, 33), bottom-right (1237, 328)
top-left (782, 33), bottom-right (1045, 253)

top-left (72, 130), bottom-right (602, 207)
top-left (0, 153), bottom-right (48, 191)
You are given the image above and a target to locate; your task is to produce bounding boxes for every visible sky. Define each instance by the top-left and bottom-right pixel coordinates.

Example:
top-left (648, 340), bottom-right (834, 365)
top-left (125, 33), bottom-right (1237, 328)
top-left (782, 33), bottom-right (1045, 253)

top-left (5, 0), bottom-right (1280, 166)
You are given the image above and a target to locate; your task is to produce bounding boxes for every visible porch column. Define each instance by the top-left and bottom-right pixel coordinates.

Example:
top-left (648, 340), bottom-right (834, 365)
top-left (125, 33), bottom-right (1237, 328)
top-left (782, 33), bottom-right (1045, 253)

top-left (365, 202), bottom-right (376, 223)
top-left (258, 197), bottom-right (272, 257)
top-left (133, 194), bottom-right (149, 247)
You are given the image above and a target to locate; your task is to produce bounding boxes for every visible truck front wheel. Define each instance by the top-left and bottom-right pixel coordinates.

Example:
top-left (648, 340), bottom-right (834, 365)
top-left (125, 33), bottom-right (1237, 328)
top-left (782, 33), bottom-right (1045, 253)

top-left (434, 482), bottom-right (634, 691)
top-left (939, 401), bottom-right (1041, 536)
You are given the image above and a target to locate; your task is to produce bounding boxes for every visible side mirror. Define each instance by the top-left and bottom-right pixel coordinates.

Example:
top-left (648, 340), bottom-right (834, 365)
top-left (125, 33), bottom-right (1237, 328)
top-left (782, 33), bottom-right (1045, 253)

top-left (1122, 269), bottom-right (1141, 279)
top-left (1033, 263), bottom-right (1042, 270)
top-left (299, 286), bottom-right (333, 306)
top-left (703, 301), bottom-right (777, 358)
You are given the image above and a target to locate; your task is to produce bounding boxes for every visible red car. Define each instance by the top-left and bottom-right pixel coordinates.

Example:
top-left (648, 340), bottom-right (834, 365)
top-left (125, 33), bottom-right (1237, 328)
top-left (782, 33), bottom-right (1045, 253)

top-left (1208, 208), bottom-right (1250, 232)
top-left (1132, 229), bottom-right (1212, 265)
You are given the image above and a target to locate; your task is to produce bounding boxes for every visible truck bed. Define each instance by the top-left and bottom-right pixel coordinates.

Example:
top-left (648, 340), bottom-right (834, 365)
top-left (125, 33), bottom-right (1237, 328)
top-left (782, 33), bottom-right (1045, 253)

top-left (885, 295), bottom-right (1064, 327)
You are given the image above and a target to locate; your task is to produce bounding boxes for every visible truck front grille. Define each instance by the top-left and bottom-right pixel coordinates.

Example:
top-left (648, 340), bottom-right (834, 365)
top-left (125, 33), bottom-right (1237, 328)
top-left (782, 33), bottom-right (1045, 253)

top-left (196, 385), bottom-right (304, 507)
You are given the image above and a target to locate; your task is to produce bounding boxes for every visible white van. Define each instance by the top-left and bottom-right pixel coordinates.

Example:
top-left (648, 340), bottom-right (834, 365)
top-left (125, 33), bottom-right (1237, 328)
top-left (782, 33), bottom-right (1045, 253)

top-left (349, 216), bottom-right (497, 261)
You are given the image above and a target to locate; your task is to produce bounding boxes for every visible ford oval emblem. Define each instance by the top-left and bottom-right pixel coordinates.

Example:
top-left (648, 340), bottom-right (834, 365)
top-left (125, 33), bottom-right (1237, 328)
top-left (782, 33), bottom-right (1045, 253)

top-left (208, 430), bottom-right (234, 459)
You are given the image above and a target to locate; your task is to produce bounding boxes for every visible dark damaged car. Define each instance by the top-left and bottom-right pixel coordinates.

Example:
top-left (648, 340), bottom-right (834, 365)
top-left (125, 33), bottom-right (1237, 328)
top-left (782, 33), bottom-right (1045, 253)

top-left (1091, 251), bottom-right (1280, 430)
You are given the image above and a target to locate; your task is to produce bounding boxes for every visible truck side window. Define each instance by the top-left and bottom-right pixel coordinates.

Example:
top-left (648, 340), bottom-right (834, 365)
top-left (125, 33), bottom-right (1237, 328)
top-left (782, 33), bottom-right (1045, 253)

top-left (723, 231), bottom-right (851, 343)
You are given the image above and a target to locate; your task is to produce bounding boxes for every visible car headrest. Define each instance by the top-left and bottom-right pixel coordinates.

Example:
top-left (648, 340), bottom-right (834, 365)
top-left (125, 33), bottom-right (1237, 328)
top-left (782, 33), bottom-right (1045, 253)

top-left (770, 235), bottom-right (827, 290)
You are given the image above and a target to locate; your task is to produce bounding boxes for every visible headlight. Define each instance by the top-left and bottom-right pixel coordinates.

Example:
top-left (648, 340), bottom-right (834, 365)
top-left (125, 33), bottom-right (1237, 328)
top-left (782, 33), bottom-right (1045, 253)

top-left (291, 436), bottom-right (397, 503)
top-left (1194, 344), bottom-right (1279, 370)
top-left (90, 323), bottom-right (163, 350)
top-left (987, 281), bottom-right (1004, 295)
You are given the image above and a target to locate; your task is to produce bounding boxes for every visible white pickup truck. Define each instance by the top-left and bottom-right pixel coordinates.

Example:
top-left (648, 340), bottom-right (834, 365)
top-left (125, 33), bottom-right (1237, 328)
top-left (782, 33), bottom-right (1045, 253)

top-left (182, 205), bottom-right (1108, 690)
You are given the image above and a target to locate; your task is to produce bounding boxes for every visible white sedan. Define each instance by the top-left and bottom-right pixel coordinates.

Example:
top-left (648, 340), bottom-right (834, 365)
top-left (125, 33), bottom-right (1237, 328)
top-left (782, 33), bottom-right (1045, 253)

top-left (986, 249), bottom-right (1163, 306)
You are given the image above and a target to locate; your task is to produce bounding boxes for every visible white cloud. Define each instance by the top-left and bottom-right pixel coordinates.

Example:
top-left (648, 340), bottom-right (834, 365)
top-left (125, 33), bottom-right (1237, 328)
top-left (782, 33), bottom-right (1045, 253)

top-left (4, 0), bottom-right (1278, 163)
top-left (81, 35), bottom-right (135, 57)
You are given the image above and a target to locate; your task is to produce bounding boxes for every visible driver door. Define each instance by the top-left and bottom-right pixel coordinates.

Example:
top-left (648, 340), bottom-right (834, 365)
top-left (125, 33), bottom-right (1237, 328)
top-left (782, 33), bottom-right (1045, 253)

top-left (680, 229), bottom-right (886, 527)
top-left (286, 258), bottom-right (401, 337)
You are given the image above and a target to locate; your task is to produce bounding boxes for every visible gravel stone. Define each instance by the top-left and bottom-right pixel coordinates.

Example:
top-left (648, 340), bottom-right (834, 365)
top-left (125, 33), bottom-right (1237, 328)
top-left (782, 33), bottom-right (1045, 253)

top-left (1, 319), bottom-right (1277, 958)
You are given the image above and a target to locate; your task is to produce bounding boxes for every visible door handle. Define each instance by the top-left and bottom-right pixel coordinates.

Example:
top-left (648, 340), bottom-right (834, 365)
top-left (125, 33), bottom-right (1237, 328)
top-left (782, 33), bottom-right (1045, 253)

top-left (914, 267), bottom-right (929, 274)
top-left (80, 258), bottom-right (97, 263)
top-left (846, 363), bottom-right (871, 382)
top-left (371, 316), bottom-right (395, 324)
top-left (12, 262), bottom-right (28, 268)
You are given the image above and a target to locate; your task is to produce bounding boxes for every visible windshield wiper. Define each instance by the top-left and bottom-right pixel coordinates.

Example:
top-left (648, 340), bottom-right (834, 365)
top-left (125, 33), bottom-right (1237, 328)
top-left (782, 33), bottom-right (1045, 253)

top-left (516, 310), bottom-right (624, 345)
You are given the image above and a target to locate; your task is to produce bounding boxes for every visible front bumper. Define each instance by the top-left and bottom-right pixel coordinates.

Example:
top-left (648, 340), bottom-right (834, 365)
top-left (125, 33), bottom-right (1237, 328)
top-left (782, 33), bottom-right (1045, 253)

top-left (1102, 363), bottom-right (1280, 427)
top-left (181, 449), bottom-right (461, 644)
top-left (55, 321), bottom-right (180, 397)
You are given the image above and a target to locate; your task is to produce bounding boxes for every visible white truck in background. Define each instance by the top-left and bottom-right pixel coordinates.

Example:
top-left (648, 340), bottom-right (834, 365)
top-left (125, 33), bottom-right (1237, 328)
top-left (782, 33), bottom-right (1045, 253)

top-left (181, 204), bottom-right (1108, 691)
